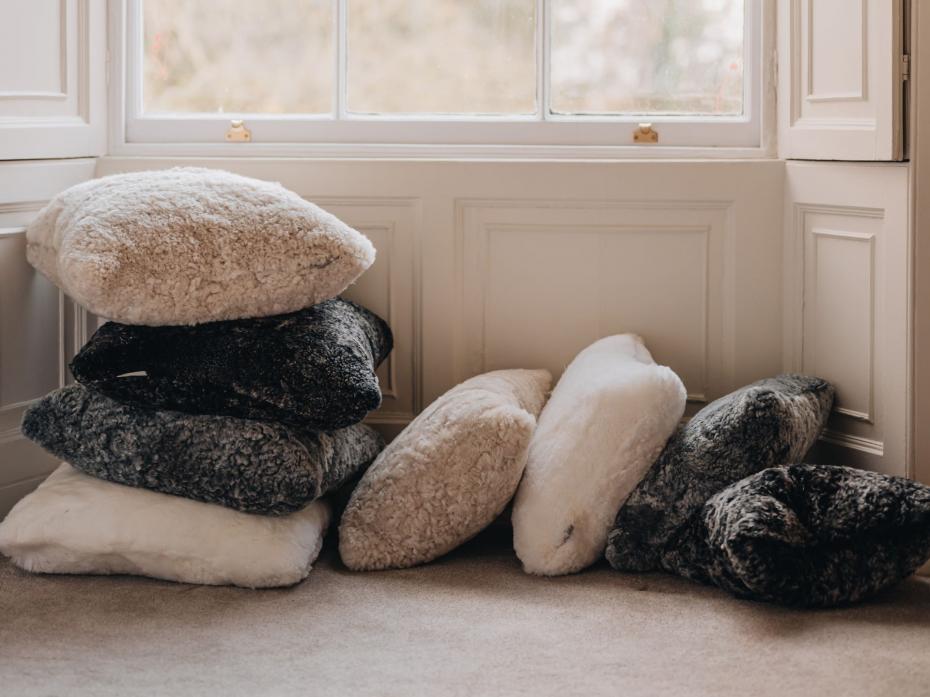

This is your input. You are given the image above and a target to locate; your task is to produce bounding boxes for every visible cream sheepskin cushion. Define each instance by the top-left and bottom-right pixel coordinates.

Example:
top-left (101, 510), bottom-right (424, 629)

top-left (25, 167), bottom-right (375, 325)
top-left (339, 369), bottom-right (552, 571)
top-left (0, 464), bottom-right (331, 588)
top-left (511, 335), bottom-right (687, 576)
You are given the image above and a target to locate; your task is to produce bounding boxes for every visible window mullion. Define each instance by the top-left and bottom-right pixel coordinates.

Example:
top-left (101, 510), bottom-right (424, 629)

top-left (536, 0), bottom-right (550, 121)
top-left (127, 1), bottom-right (144, 121)
top-left (743, 0), bottom-right (754, 119)
top-left (335, 0), bottom-right (347, 120)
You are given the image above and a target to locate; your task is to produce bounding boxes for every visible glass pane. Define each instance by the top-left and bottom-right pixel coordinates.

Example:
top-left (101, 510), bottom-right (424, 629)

top-left (347, 0), bottom-right (536, 115)
top-left (550, 0), bottom-right (744, 116)
top-left (142, 0), bottom-right (334, 114)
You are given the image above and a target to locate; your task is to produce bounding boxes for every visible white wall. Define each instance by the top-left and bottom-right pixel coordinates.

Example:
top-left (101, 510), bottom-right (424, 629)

top-left (0, 0), bottom-right (106, 159)
top-left (0, 159), bottom-right (97, 512)
top-left (784, 162), bottom-right (911, 476)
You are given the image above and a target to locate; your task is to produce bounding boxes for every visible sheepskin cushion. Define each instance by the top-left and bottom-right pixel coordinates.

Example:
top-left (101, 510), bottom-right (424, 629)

top-left (70, 298), bottom-right (392, 430)
top-left (25, 167), bottom-right (375, 326)
top-left (511, 335), bottom-right (687, 576)
top-left (339, 369), bottom-right (552, 571)
top-left (0, 464), bottom-right (331, 588)
top-left (22, 385), bottom-right (383, 515)
top-left (605, 375), bottom-right (834, 572)
top-left (662, 465), bottom-right (930, 606)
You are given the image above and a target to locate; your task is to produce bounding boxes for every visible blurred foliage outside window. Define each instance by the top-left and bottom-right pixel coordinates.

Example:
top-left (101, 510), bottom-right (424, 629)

top-left (143, 0), bottom-right (744, 117)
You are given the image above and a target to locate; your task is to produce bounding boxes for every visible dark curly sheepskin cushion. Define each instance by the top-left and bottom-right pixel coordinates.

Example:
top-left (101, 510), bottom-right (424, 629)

top-left (606, 375), bottom-right (834, 572)
top-left (70, 298), bottom-right (392, 431)
top-left (661, 464), bottom-right (930, 606)
top-left (22, 385), bottom-right (384, 515)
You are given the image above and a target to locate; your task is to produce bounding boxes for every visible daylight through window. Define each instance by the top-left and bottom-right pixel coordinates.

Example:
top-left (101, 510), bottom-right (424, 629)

top-left (142, 0), bottom-right (745, 118)
top-left (127, 0), bottom-right (760, 149)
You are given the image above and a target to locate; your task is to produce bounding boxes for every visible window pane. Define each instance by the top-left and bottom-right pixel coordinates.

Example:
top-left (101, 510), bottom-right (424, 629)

top-left (550, 0), bottom-right (744, 116)
top-left (142, 0), bottom-right (334, 114)
top-left (347, 0), bottom-right (536, 115)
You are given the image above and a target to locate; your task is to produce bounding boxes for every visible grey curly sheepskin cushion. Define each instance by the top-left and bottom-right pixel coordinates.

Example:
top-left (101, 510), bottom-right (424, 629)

top-left (21, 385), bottom-right (384, 515)
top-left (70, 298), bottom-right (392, 431)
top-left (25, 167), bottom-right (375, 325)
top-left (606, 375), bottom-right (834, 572)
top-left (662, 464), bottom-right (930, 606)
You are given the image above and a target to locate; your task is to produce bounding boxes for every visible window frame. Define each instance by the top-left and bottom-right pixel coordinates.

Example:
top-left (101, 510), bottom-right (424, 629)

top-left (111, 0), bottom-right (774, 158)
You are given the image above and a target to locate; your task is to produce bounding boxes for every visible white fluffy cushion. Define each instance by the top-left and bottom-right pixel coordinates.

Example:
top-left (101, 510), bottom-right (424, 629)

top-left (339, 369), bottom-right (552, 571)
top-left (0, 464), bottom-right (331, 588)
top-left (511, 335), bottom-right (687, 576)
top-left (26, 167), bottom-right (375, 326)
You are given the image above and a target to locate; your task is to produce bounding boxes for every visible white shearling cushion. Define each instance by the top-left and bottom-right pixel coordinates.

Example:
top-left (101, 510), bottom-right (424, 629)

top-left (25, 167), bottom-right (375, 326)
top-left (339, 369), bottom-right (552, 571)
top-left (511, 335), bottom-right (687, 576)
top-left (0, 464), bottom-right (331, 588)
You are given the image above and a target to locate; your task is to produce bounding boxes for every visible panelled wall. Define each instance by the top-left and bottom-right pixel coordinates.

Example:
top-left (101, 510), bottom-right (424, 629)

top-left (0, 159), bottom-right (98, 512)
top-left (0, 157), bottom-right (912, 515)
top-left (774, 0), bottom-right (910, 473)
top-left (93, 159), bottom-right (784, 433)
top-left (777, 0), bottom-right (905, 160)
top-left (784, 162), bottom-right (910, 475)
top-left (0, 0), bottom-right (106, 159)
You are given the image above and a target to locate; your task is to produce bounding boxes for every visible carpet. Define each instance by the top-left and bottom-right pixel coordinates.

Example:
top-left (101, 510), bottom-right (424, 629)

top-left (2, 528), bottom-right (929, 697)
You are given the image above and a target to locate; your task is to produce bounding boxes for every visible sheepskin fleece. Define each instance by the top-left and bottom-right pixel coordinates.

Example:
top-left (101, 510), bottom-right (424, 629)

top-left (339, 369), bottom-right (552, 571)
top-left (606, 375), bottom-right (835, 572)
top-left (25, 167), bottom-right (375, 326)
top-left (663, 465), bottom-right (930, 606)
top-left (512, 335), bottom-right (687, 576)
top-left (22, 385), bottom-right (383, 515)
top-left (0, 464), bottom-right (331, 588)
top-left (70, 298), bottom-right (392, 430)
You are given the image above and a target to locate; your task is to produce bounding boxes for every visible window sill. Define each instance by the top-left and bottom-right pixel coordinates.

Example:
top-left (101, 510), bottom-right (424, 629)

top-left (106, 141), bottom-right (776, 162)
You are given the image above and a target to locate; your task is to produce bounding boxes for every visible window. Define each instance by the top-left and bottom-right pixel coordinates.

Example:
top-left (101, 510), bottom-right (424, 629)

top-left (122, 0), bottom-right (764, 152)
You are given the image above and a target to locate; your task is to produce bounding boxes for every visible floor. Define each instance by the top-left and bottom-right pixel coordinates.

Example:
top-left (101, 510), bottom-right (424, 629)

top-left (2, 528), bottom-right (930, 697)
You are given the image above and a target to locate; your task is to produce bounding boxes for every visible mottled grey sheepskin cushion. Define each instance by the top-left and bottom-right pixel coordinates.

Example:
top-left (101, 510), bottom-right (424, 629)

top-left (22, 385), bottom-right (384, 515)
top-left (70, 298), bottom-right (392, 431)
top-left (606, 375), bottom-right (834, 572)
top-left (662, 464), bottom-right (930, 606)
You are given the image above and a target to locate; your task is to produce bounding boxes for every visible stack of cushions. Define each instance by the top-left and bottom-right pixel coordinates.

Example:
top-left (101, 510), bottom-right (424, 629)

top-left (606, 375), bottom-right (837, 572)
top-left (597, 372), bottom-right (930, 606)
top-left (2, 173), bottom-right (929, 607)
top-left (0, 168), bottom-right (391, 588)
top-left (333, 332), bottom-right (930, 607)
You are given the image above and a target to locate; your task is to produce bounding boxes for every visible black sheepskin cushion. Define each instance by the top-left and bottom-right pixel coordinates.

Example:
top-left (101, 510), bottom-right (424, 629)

top-left (22, 385), bottom-right (384, 515)
top-left (606, 375), bottom-right (834, 572)
top-left (70, 298), bottom-right (392, 431)
top-left (662, 464), bottom-right (930, 606)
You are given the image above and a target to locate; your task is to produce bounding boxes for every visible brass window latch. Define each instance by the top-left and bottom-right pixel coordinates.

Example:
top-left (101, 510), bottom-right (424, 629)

top-left (225, 120), bottom-right (252, 142)
top-left (633, 123), bottom-right (658, 144)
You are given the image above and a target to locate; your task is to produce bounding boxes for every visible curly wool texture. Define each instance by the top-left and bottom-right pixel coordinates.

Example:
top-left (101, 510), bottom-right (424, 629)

top-left (339, 369), bottom-right (552, 571)
top-left (25, 167), bottom-right (375, 326)
top-left (70, 298), bottom-right (392, 430)
top-left (22, 385), bottom-right (384, 515)
top-left (0, 464), bottom-right (331, 588)
top-left (606, 375), bottom-right (834, 572)
top-left (662, 465), bottom-right (930, 606)
top-left (512, 335), bottom-right (687, 576)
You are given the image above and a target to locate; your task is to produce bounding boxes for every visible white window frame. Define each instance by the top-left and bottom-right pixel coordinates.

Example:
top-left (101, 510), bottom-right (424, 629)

top-left (109, 0), bottom-right (774, 159)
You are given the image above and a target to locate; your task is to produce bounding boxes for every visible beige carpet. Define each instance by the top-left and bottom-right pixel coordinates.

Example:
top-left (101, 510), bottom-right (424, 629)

top-left (2, 528), bottom-right (930, 697)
